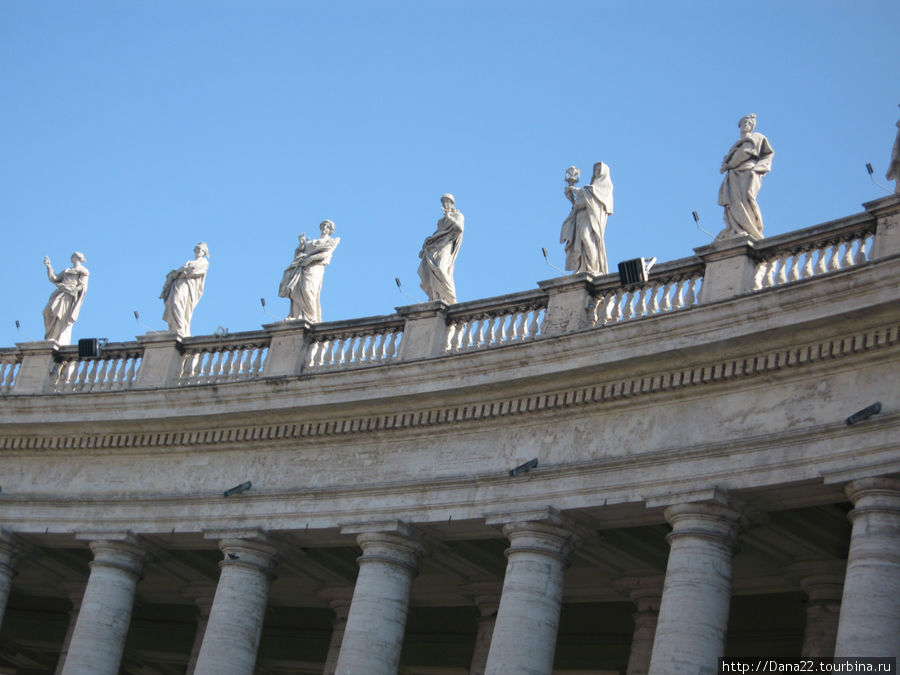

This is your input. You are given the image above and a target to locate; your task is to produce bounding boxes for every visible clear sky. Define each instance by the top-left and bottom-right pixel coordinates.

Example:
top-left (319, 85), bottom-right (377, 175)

top-left (1, 1), bottom-right (898, 348)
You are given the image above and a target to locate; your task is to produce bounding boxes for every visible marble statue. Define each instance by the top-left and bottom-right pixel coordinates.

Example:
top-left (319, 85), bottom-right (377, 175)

top-left (278, 220), bottom-right (340, 323)
top-left (717, 114), bottom-right (774, 240)
top-left (560, 162), bottom-right (613, 276)
top-left (887, 115), bottom-right (900, 193)
top-left (42, 252), bottom-right (89, 344)
top-left (160, 243), bottom-right (209, 338)
top-left (418, 194), bottom-right (464, 304)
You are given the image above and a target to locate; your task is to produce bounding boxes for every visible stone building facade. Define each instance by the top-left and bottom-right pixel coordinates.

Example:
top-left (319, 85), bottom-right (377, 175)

top-left (0, 195), bottom-right (898, 673)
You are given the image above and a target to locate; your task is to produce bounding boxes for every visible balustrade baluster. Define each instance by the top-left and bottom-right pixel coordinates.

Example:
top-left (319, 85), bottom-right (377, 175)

top-left (93, 359), bottom-right (111, 390)
top-left (81, 360), bottom-right (98, 392)
top-left (827, 242), bottom-right (841, 271)
top-left (636, 286), bottom-right (649, 317)
top-left (251, 347), bottom-right (264, 374)
top-left (775, 255), bottom-right (789, 285)
top-left (387, 331), bottom-right (401, 359)
top-left (787, 251), bottom-right (801, 282)
top-left (813, 247), bottom-right (827, 275)
top-left (764, 258), bottom-right (777, 287)
top-left (124, 356), bottom-right (137, 386)
top-left (840, 238), bottom-right (854, 268)
top-left (660, 284), bottom-right (672, 312)
top-left (854, 236), bottom-right (869, 265)
top-left (670, 279), bottom-right (684, 309)
top-left (622, 289), bottom-right (635, 320)
top-left (800, 248), bottom-right (814, 278)
top-left (350, 335), bottom-right (364, 363)
top-left (684, 276), bottom-right (697, 306)
top-left (752, 260), bottom-right (767, 290)
top-left (445, 322), bottom-right (460, 352)
top-left (609, 289), bottom-right (624, 322)
top-left (527, 309), bottom-right (541, 338)
top-left (220, 349), bottom-right (236, 381)
top-left (486, 315), bottom-right (498, 346)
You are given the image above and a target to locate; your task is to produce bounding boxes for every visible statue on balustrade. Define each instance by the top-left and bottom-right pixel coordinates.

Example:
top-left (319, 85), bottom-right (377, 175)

top-left (560, 162), bottom-right (614, 276)
top-left (418, 193), bottom-right (464, 304)
top-left (42, 252), bottom-right (89, 344)
top-left (278, 219), bottom-right (340, 323)
top-left (160, 242), bottom-right (209, 338)
top-left (717, 114), bottom-right (774, 240)
top-left (887, 112), bottom-right (900, 193)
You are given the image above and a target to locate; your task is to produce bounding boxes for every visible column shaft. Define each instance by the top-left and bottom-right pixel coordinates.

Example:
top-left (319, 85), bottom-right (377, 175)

top-left (321, 589), bottom-right (353, 675)
top-left (648, 500), bottom-right (744, 675)
top-left (334, 525), bottom-right (424, 675)
top-left (484, 514), bottom-right (580, 675)
top-left (614, 574), bottom-right (663, 675)
top-left (193, 536), bottom-right (278, 675)
top-left (834, 477), bottom-right (900, 658)
top-left (468, 594), bottom-right (499, 675)
top-left (61, 536), bottom-right (144, 675)
top-left (0, 531), bottom-right (23, 632)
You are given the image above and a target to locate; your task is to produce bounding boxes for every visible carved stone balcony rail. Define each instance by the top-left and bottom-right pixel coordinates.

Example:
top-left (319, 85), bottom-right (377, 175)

top-left (590, 257), bottom-right (705, 327)
top-left (0, 350), bottom-right (20, 394)
top-left (305, 315), bottom-right (404, 371)
top-left (2, 194), bottom-right (897, 396)
top-left (178, 333), bottom-right (269, 385)
top-left (444, 291), bottom-right (547, 353)
top-left (750, 213), bottom-right (877, 291)
top-left (52, 343), bottom-right (143, 393)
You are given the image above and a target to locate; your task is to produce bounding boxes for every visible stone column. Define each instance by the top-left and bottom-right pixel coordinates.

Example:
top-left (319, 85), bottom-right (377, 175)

top-left (61, 533), bottom-right (145, 675)
top-left (183, 584), bottom-right (216, 675)
top-left (834, 477), bottom-right (900, 658)
top-left (320, 587), bottom-right (353, 675)
top-left (334, 521), bottom-right (425, 675)
top-left (647, 495), bottom-right (745, 675)
top-left (467, 590), bottom-right (500, 675)
top-left (0, 530), bottom-right (24, 631)
top-left (53, 583), bottom-right (86, 675)
top-left (192, 531), bottom-right (279, 675)
top-left (613, 574), bottom-right (664, 675)
top-left (783, 561), bottom-right (845, 658)
top-left (483, 508), bottom-right (582, 675)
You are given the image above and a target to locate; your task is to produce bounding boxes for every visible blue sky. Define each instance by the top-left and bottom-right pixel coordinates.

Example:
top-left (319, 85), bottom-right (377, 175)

top-left (1, 1), bottom-right (898, 348)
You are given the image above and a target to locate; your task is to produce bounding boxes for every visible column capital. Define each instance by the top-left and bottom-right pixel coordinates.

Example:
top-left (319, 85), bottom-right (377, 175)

top-left (341, 521), bottom-right (426, 573)
top-left (182, 582), bottom-right (217, 616)
top-left (782, 560), bottom-right (846, 602)
top-left (486, 507), bottom-right (585, 563)
top-left (203, 530), bottom-right (279, 578)
top-left (660, 492), bottom-right (747, 550)
top-left (845, 475), bottom-right (900, 508)
top-left (75, 531), bottom-right (146, 578)
top-left (612, 572), bottom-right (665, 612)
top-left (317, 586), bottom-right (354, 622)
top-left (486, 508), bottom-right (584, 563)
top-left (460, 581), bottom-right (502, 617)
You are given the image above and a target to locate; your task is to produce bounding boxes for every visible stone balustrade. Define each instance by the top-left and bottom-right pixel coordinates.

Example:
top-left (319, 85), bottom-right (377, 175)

top-left (444, 292), bottom-right (547, 353)
top-left (305, 316), bottom-right (404, 371)
top-left (751, 215), bottom-right (876, 291)
top-left (0, 351), bottom-right (19, 394)
top-left (178, 334), bottom-right (269, 386)
top-left (2, 195), bottom-right (897, 397)
top-left (52, 343), bottom-right (143, 393)
top-left (591, 258), bottom-right (705, 327)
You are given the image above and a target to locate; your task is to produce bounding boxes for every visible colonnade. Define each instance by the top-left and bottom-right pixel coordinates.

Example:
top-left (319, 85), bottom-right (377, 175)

top-left (1, 477), bottom-right (897, 674)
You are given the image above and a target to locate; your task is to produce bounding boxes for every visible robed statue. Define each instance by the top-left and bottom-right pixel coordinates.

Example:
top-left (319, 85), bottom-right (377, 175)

top-left (279, 220), bottom-right (340, 323)
top-left (560, 162), bottom-right (613, 276)
top-left (418, 194), bottom-right (464, 304)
